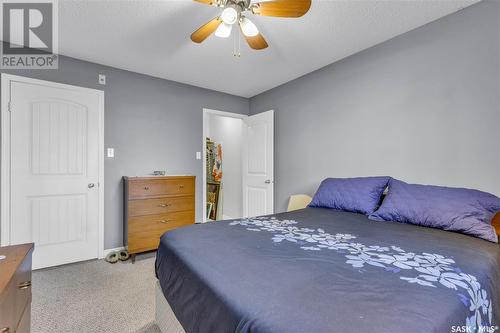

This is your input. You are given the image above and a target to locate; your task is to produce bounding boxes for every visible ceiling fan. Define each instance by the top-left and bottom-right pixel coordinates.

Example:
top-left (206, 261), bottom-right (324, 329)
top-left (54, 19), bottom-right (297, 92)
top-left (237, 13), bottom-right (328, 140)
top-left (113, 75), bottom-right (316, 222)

top-left (190, 0), bottom-right (312, 50)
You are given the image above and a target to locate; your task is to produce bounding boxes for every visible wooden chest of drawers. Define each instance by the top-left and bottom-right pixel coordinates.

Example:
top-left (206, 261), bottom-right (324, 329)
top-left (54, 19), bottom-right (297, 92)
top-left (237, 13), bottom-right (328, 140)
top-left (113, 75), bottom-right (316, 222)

top-left (124, 176), bottom-right (195, 259)
top-left (0, 243), bottom-right (34, 333)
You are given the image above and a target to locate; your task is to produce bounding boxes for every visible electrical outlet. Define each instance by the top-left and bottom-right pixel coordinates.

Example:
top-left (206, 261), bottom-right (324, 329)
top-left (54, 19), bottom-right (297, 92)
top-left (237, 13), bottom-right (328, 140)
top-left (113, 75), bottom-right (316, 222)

top-left (98, 74), bottom-right (106, 85)
top-left (107, 148), bottom-right (114, 158)
top-left (196, 151), bottom-right (201, 160)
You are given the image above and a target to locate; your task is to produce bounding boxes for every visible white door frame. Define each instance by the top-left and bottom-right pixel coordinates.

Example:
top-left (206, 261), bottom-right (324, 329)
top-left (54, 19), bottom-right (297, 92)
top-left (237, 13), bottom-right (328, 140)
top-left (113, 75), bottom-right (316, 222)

top-left (0, 73), bottom-right (106, 259)
top-left (202, 108), bottom-right (247, 223)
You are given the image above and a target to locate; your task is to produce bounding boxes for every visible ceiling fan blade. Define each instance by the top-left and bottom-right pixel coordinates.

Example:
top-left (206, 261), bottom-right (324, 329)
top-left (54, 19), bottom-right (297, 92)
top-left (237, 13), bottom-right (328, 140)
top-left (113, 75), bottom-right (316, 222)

top-left (191, 18), bottom-right (222, 43)
top-left (242, 31), bottom-right (269, 50)
top-left (251, 0), bottom-right (311, 18)
top-left (193, 0), bottom-right (217, 5)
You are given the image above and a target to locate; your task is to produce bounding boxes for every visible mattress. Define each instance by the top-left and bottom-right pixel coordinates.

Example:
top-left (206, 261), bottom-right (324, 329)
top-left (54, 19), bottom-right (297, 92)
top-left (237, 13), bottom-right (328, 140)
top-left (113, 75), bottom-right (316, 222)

top-left (155, 208), bottom-right (500, 333)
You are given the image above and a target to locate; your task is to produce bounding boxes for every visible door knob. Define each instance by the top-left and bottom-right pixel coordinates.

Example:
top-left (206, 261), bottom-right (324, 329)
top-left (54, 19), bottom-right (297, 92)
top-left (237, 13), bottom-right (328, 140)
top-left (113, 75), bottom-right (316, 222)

top-left (265, 180), bottom-right (271, 184)
top-left (88, 183), bottom-right (95, 188)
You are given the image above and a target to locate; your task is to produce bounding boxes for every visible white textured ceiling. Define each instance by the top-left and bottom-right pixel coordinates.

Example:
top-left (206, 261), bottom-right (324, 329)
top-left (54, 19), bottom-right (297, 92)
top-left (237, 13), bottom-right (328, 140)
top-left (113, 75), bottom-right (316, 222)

top-left (57, 0), bottom-right (480, 97)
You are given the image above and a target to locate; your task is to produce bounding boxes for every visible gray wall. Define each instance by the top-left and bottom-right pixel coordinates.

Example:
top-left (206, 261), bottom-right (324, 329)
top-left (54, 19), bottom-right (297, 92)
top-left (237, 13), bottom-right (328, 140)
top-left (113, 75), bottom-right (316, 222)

top-left (1, 52), bottom-right (249, 249)
top-left (250, 1), bottom-right (500, 213)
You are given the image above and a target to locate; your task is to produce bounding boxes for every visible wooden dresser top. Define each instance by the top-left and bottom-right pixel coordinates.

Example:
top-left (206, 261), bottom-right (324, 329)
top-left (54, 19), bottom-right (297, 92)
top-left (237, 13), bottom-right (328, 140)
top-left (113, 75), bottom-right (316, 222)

top-left (123, 175), bottom-right (195, 181)
top-left (0, 243), bottom-right (34, 293)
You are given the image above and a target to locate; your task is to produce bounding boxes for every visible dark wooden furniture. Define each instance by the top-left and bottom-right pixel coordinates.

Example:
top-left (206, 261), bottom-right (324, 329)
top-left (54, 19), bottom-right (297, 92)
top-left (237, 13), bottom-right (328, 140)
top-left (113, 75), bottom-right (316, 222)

top-left (124, 176), bottom-right (195, 262)
top-left (0, 243), bottom-right (34, 333)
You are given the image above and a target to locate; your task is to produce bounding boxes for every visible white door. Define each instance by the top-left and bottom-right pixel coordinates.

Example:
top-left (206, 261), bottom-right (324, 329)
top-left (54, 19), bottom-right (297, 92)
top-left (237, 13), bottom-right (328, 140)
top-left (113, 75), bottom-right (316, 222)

top-left (5, 77), bottom-right (103, 269)
top-left (243, 110), bottom-right (274, 217)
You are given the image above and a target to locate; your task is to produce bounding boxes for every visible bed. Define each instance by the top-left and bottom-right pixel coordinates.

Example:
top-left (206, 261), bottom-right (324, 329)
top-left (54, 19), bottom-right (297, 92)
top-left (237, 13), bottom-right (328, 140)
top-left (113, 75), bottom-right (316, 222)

top-left (155, 207), bottom-right (500, 333)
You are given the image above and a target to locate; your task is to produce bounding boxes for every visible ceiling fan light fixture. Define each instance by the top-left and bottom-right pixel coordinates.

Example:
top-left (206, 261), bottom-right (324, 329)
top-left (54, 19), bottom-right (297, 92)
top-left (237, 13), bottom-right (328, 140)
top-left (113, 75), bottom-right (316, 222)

top-left (215, 22), bottom-right (233, 38)
top-left (240, 17), bottom-right (259, 37)
top-left (190, 0), bottom-right (313, 51)
top-left (221, 6), bottom-right (238, 25)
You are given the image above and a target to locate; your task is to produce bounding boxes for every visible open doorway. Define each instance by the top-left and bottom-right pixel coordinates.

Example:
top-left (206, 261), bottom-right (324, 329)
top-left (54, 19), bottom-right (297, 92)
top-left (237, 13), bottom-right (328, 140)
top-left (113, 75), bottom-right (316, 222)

top-left (203, 109), bottom-right (246, 222)
top-left (202, 108), bottom-right (275, 223)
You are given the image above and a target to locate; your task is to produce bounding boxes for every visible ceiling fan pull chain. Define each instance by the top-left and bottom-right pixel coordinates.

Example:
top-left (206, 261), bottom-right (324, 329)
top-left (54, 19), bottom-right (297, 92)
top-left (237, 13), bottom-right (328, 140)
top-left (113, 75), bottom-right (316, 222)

top-left (233, 26), bottom-right (237, 57)
top-left (237, 27), bottom-right (241, 58)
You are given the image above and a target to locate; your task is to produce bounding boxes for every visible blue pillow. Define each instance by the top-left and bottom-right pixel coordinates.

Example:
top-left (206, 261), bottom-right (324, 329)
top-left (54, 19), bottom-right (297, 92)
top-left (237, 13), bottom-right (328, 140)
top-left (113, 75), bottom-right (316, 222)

top-left (309, 177), bottom-right (390, 214)
top-left (369, 179), bottom-right (499, 243)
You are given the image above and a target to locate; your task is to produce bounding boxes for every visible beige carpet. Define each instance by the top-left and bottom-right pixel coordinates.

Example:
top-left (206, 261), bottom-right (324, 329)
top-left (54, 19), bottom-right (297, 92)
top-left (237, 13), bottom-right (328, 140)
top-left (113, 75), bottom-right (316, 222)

top-left (32, 253), bottom-right (161, 333)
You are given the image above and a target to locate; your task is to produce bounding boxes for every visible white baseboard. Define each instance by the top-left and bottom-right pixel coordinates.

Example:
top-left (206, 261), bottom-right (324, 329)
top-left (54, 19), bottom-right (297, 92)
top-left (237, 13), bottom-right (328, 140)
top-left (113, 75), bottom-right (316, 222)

top-left (100, 246), bottom-right (126, 259)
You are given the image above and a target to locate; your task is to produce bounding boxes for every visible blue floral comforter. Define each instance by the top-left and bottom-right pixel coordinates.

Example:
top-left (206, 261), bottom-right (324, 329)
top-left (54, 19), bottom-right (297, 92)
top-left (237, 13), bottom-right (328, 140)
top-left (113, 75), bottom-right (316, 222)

top-left (155, 208), bottom-right (500, 333)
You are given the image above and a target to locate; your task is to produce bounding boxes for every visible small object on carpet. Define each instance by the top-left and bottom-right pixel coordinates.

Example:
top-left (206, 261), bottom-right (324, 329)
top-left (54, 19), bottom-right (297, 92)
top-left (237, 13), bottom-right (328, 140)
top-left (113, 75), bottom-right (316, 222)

top-left (105, 251), bottom-right (119, 264)
top-left (118, 249), bottom-right (130, 261)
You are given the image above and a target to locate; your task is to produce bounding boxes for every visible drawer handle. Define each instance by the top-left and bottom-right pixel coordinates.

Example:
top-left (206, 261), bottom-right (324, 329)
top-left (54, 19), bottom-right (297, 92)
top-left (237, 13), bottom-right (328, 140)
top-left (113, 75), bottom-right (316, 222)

top-left (158, 204), bottom-right (171, 208)
top-left (179, 185), bottom-right (184, 189)
top-left (143, 186), bottom-right (150, 190)
top-left (18, 281), bottom-right (31, 289)
top-left (1, 327), bottom-right (10, 333)
top-left (159, 220), bottom-right (172, 224)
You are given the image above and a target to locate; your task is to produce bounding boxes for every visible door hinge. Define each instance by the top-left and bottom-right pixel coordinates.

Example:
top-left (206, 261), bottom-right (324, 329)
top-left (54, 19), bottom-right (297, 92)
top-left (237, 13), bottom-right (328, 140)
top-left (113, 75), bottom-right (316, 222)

top-left (7, 101), bottom-right (12, 112)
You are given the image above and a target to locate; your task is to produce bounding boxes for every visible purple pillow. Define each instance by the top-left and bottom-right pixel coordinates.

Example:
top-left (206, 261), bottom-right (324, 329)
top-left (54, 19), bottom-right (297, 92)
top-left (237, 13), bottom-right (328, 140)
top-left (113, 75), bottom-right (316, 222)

top-left (369, 179), bottom-right (499, 243)
top-left (309, 177), bottom-right (390, 214)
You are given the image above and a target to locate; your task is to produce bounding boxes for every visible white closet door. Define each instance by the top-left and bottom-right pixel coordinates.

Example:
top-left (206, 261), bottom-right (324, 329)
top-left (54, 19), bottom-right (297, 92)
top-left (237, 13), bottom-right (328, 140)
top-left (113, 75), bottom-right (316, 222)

top-left (243, 110), bottom-right (274, 218)
top-left (9, 79), bottom-right (102, 269)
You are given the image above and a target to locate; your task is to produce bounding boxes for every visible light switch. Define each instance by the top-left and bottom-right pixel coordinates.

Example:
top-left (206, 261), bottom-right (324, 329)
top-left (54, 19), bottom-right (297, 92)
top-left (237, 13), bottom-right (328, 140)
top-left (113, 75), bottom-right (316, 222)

top-left (196, 151), bottom-right (201, 160)
top-left (107, 148), bottom-right (114, 158)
